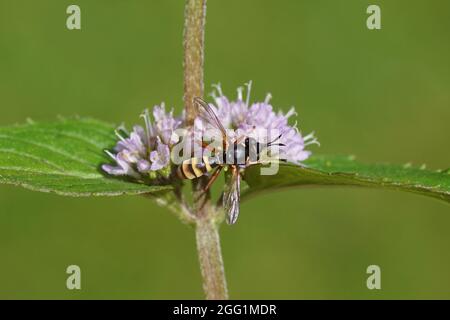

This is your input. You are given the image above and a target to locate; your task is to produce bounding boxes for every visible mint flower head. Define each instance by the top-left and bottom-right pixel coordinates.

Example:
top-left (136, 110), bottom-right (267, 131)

top-left (102, 104), bottom-right (182, 179)
top-left (102, 82), bottom-right (318, 180)
top-left (202, 82), bottom-right (319, 164)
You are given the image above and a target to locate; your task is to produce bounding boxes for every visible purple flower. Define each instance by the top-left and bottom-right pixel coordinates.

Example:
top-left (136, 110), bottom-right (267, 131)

top-left (152, 104), bottom-right (183, 145)
top-left (149, 138), bottom-right (170, 171)
top-left (103, 82), bottom-right (318, 181)
top-left (203, 82), bottom-right (319, 164)
top-left (103, 151), bottom-right (140, 178)
top-left (102, 103), bottom-right (182, 178)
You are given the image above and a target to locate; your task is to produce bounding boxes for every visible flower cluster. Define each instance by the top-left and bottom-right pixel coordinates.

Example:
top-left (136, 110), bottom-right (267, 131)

top-left (102, 82), bottom-right (318, 179)
top-left (199, 82), bottom-right (319, 163)
top-left (102, 104), bottom-right (182, 179)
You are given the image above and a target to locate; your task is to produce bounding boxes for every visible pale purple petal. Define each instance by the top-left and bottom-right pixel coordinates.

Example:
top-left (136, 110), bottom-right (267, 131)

top-left (150, 140), bottom-right (170, 171)
top-left (137, 159), bottom-right (151, 172)
top-left (152, 103), bottom-right (183, 145)
top-left (204, 83), bottom-right (317, 164)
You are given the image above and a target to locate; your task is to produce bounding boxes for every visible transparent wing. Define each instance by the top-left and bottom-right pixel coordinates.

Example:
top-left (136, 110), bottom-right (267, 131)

top-left (194, 97), bottom-right (227, 140)
top-left (223, 166), bottom-right (241, 225)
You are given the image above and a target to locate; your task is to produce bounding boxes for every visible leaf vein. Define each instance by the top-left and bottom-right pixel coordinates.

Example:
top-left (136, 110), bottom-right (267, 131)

top-left (0, 134), bottom-right (97, 169)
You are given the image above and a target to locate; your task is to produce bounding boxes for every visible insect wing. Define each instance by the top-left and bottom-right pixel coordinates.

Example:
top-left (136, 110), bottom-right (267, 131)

top-left (194, 97), bottom-right (227, 139)
top-left (223, 166), bottom-right (241, 224)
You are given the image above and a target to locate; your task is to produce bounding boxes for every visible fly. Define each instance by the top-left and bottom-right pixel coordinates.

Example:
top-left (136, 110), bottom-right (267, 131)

top-left (177, 97), bottom-right (284, 224)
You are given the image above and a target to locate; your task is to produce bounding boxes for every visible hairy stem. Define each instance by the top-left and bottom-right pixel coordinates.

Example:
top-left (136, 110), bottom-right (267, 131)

top-left (183, 0), bottom-right (207, 125)
top-left (195, 217), bottom-right (228, 300)
top-left (183, 0), bottom-right (228, 299)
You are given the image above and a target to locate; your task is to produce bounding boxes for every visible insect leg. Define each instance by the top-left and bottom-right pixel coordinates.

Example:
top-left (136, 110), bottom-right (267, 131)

top-left (203, 166), bottom-right (223, 193)
top-left (193, 166), bottom-right (223, 205)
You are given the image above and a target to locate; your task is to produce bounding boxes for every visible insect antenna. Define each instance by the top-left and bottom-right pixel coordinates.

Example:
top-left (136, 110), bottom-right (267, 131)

top-left (267, 134), bottom-right (283, 146)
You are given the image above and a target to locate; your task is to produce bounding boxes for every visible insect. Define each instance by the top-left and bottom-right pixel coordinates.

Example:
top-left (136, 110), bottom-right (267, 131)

top-left (177, 97), bottom-right (285, 224)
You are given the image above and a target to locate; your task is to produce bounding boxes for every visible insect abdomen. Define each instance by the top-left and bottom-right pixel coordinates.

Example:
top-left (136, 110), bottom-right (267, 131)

top-left (177, 156), bottom-right (217, 180)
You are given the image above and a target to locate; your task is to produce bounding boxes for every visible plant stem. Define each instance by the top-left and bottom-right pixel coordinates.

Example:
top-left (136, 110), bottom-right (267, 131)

top-left (195, 217), bottom-right (229, 299)
top-left (183, 0), bottom-right (229, 299)
top-left (183, 0), bottom-right (207, 125)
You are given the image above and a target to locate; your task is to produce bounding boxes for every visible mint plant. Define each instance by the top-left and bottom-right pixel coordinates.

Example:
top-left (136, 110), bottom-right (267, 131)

top-left (0, 0), bottom-right (448, 299)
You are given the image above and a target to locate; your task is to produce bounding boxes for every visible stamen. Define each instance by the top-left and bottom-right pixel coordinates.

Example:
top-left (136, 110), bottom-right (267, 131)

top-left (212, 83), bottom-right (223, 97)
top-left (285, 107), bottom-right (297, 119)
top-left (114, 130), bottom-right (126, 142)
top-left (305, 139), bottom-right (320, 147)
top-left (237, 86), bottom-right (243, 101)
top-left (303, 132), bottom-right (315, 141)
top-left (245, 80), bottom-right (252, 107)
top-left (104, 150), bottom-right (116, 160)
top-left (264, 93), bottom-right (272, 104)
top-left (116, 123), bottom-right (129, 135)
top-left (303, 132), bottom-right (320, 147)
top-left (140, 108), bottom-right (154, 142)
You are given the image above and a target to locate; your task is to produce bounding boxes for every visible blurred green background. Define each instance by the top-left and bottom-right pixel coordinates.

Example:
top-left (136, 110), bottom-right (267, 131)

top-left (0, 0), bottom-right (449, 299)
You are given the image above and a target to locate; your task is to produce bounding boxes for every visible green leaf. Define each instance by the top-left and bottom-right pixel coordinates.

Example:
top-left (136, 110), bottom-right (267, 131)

top-left (243, 155), bottom-right (450, 203)
top-left (0, 118), bottom-right (172, 196)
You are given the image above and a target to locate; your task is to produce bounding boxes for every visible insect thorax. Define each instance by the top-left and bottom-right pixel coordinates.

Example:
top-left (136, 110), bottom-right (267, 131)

top-left (220, 138), bottom-right (261, 165)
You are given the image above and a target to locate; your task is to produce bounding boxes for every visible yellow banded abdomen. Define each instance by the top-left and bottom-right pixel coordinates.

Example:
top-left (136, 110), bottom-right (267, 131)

top-left (177, 156), bottom-right (217, 180)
